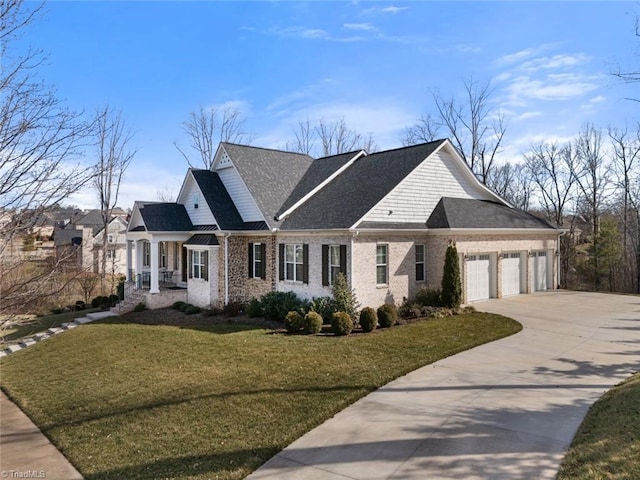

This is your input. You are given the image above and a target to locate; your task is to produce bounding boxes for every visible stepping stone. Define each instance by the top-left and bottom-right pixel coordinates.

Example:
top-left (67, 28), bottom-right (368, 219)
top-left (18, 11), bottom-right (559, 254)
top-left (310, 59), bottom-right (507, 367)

top-left (19, 339), bottom-right (36, 347)
top-left (86, 311), bottom-right (118, 321)
top-left (0, 350), bottom-right (7, 357)
top-left (74, 317), bottom-right (92, 325)
top-left (46, 327), bottom-right (65, 335)
top-left (6, 344), bottom-right (22, 353)
top-left (32, 333), bottom-right (49, 341)
top-left (61, 322), bottom-right (78, 329)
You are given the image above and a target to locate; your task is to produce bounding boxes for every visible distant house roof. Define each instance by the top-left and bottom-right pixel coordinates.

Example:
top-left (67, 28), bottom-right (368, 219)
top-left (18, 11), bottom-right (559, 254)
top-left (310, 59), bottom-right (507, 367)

top-left (221, 143), bottom-right (314, 228)
top-left (138, 203), bottom-right (193, 231)
top-left (281, 141), bottom-right (445, 230)
top-left (426, 197), bottom-right (557, 229)
top-left (54, 228), bottom-right (83, 246)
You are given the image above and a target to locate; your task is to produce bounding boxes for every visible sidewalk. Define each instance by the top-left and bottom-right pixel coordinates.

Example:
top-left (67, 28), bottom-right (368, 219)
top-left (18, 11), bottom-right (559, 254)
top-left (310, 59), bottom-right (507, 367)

top-left (0, 391), bottom-right (83, 480)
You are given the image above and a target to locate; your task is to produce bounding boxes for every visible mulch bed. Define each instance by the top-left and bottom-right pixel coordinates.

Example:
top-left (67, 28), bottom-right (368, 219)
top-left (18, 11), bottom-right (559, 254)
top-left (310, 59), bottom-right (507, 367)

top-left (121, 307), bottom-right (283, 330)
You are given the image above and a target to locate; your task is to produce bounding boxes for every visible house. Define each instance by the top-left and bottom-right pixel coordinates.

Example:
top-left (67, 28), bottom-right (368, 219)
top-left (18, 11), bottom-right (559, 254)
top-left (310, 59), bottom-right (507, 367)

top-left (54, 210), bottom-right (130, 274)
top-left (125, 139), bottom-right (561, 310)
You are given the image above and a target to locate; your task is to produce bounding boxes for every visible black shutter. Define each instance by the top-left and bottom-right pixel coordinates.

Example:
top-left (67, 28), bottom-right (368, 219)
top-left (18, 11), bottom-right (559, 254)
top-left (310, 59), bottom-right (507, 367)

top-left (203, 251), bottom-right (209, 281)
top-left (279, 244), bottom-right (285, 281)
top-left (302, 244), bottom-right (309, 284)
top-left (260, 243), bottom-right (267, 280)
top-left (188, 250), bottom-right (192, 279)
top-left (248, 243), bottom-right (254, 278)
top-left (321, 245), bottom-right (329, 286)
top-left (339, 244), bottom-right (347, 276)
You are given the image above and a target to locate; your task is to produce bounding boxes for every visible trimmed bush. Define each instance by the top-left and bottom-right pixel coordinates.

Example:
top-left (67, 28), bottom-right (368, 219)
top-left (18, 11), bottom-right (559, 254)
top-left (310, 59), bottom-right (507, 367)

top-left (91, 296), bottom-right (108, 308)
top-left (377, 303), bottom-right (398, 328)
top-left (260, 291), bottom-right (305, 322)
top-left (185, 305), bottom-right (202, 315)
top-left (172, 301), bottom-right (186, 310)
top-left (415, 287), bottom-right (442, 307)
top-left (246, 298), bottom-right (263, 318)
top-left (179, 303), bottom-right (192, 312)
top-left (285, 311), bottom-right (304, 333)
top-left (331, 311), bottom-right (353, 336)
top-left (109, 294), bottom-right (119, 306)
top-left (51, 308), bottom-right (63, 315)
top-left (133, 302), bottom-right (146, 312)
top-left (310, 296), bottom-right (336, 323)
top-left (223, 302), bottom-right (242, 317)
top-left (74, 300), bottom-right (86, 311)
top-left (359, 307), bottom-right (378, 333)
top-left (303, 311), bottom-right (323, 334)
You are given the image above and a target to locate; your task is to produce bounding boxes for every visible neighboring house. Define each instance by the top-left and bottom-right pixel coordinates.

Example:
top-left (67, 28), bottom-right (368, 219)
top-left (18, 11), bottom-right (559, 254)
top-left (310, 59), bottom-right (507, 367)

top-left (125, 139), bottom-right (561, 309)
top-left (54, 210), bottom-right (130, 274)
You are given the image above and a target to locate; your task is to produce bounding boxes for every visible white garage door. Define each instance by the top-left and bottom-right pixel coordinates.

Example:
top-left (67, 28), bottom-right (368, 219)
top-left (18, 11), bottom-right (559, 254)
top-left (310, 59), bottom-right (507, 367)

top-left (467, 254), bottom-right (492, 302)
top-left (533, 251), bottom-right (548, 291)
top-left (502, 252), bottom-right (522, 297)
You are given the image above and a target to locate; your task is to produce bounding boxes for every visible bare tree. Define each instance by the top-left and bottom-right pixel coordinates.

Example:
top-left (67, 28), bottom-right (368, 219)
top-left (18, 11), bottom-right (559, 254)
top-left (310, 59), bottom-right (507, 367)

top-left (93, 105), bottom-right (136, 293)
top-left (175, 105), bottom-right (254, 169)
top-left (609, 125), bottom-right (640, 291)
top-left (0, 0), bottom-right (93, 333)
top-left (487, 162), bottom-right (533, 211)
top-left (288, 117), bottom-right (377, 157)
top-left (401, 114), bottom-right (440, 146)
top-left (405, 78), bottom-right (506, 183)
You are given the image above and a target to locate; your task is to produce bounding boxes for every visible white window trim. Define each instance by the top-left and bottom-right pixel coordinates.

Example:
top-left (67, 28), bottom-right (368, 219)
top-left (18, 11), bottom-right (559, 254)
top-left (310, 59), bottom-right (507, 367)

top-left (415, 244), bottom-right (425, 282)
top-left (253, 243), bottom-right (262, 278)
top-left (285, 243), bottom-right (304, 282)
top-left (328, 244), bottom-right (341, 286)
top-left (376, 244), bottom-right (388, 286)
top-left (191, 250), bottom-right (206, 280)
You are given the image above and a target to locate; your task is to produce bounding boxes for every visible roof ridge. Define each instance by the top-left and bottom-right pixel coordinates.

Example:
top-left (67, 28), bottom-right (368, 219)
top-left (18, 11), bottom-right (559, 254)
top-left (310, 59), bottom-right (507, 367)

top-left (222, 142), bottom-right (314, 159)
top-left (365, 139), bottom-right (447, 157)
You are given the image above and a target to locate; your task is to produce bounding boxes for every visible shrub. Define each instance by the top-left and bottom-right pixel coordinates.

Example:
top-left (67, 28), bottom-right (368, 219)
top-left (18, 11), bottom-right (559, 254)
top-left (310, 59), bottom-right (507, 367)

top-left (133, 302), bottom-right (146, 312)
top-left (179, 303), bottom-right (191, 312)
top-left (223, 301), bottom-right (242, 317)
top-left (331, 311), bottom-right (353, 336)
top-left (260, 291), bottom-right (304, 322)
top-left (74, 300), bottom-right (86, 311)
top-left (377, 303), bottom-right (398, 328)
top-left (310, 296), bottom-right (337, 323)
top-left (441, 242), bottom-right (462, 308)
top-left (185, 305), bottom-right (202, 315)
top-left (109, 294), bottom-right (119, 306)
top-left (332, 272), bottom-right (359, 321)
top-left (50, 307), bottom-right (63, 315)
top-left (246, 298), bottom-right (263, 318)
top-left (91, 296), bottom-right (108, 308)
top-left (359, 307), bottom-right (378, 333)
top-left (303, 311), bottom-right (323, 334)
top-left (202, 306), bottom-right (222, 317)
top-left (285, 311), bottom-right (304, 333)
top-left (415, 287), bottom-right (442, 307)
top-left (399, 300), bottom-right (422, 319)
top-left (172, 301), bottom-right (186, 310)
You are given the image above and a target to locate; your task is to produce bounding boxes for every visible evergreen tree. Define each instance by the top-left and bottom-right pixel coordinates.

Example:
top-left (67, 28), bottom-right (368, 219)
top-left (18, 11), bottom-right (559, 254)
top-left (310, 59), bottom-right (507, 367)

top-left (441, 242), bottom-right (462, 308)
top-left (332, 272), bottom-right (359, 320)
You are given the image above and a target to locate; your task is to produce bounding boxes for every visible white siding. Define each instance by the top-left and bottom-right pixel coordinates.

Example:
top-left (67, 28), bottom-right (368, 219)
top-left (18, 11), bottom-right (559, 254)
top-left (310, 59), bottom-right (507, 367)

top-left (128, 208), bottom-right (145, 230)
top-left (217, 167), bottom-right (263, 222)
top-left (361, 151), bottom-right (489, 224)
top-left (178, 175), bottom-right (216, 226)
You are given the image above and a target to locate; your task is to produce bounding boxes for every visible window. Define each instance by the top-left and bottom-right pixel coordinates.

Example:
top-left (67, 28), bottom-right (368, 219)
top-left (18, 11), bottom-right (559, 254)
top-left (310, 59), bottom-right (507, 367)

top-left (249, 242), bottom-right (267, 279)
top-left (107, 234), bottom-right (114, 243)
top-left (322, 244), bottom-right (347, 286)
top-left (376, 244), bottom-right (388, 285)
top-left (106, 249), bottom-right (115, 260)
top-left (286, 244), bottom-right (303, 282)
top-left (279, 243), bottom-right (308, 283)
top-left (159, 242), bottom-right (167, 268)
top-left (193, 194), bottom-right (199, 209)
top-left (415, 244), bottom-right (425, 282)
top-left (143, 241), bottom-right (150, 267)
top-left (190, 250), bottom-right (208, 280)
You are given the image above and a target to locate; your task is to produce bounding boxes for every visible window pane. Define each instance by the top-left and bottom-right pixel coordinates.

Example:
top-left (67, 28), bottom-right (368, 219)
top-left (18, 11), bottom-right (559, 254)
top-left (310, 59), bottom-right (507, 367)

top-left (296, 263), bottom-right (304, 282)
top-left (377, 265), bottom-right (387, 284)
top-left (330, 245), bottom-right (340, 265)
top-left (376, 245), bottom-right (387, 263)
top-left (415, 245), bottom-right (424, 263)
top-left (254, 244), bottom-right (262, 262)
top-left (285, 244), bottom-right (294, 262)
top-left (286, 263), bottom-right (294, 280)
top-left (295, 244), bottom-right (303, 262)
top-left (331, 266), bottom-right (340, 284)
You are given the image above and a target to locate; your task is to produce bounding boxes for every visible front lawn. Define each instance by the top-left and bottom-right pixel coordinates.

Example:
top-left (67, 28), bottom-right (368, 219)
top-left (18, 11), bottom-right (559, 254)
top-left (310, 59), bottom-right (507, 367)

top-left (0, 311), bottom-right (521, 480)
top-left (557, 373), bottom-right (640, 480)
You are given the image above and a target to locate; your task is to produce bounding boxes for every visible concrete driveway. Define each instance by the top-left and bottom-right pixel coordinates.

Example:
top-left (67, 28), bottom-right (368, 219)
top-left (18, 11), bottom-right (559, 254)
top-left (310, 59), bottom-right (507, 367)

top-left (247, 291), bottom-right (640, 480)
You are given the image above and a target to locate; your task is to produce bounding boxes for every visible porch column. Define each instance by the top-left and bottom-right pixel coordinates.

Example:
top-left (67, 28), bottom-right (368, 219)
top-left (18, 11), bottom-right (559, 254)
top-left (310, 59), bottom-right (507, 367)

top-left (150, 240), bottom-right (160, 293)
top-left (125, 240), bottom-right (133, 282)
top-left (135, 240), bottom-right (144, 287)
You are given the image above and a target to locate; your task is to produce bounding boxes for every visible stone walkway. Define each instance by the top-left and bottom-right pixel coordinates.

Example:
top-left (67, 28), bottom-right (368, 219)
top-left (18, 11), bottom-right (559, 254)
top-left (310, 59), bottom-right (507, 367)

top-left (0, 311), bottom-right (117, 357)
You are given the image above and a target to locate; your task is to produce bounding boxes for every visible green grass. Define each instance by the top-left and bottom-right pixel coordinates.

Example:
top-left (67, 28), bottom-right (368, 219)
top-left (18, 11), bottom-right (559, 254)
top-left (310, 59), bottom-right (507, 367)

top-left (1, 308), bottom-right (100, 346)
top-left (0, 312), bottom-right (521, 480)
top-left (557, 373), bottom-right (640, 480)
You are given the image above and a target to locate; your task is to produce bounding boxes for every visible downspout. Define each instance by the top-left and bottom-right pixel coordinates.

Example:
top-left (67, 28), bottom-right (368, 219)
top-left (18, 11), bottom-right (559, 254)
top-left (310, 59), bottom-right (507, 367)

top-left (350, 230), bottom-right (359, 290)
top-left (557, 230), bottom-right (566, 289)
top-left (224, 232), bottom-right (230, 305)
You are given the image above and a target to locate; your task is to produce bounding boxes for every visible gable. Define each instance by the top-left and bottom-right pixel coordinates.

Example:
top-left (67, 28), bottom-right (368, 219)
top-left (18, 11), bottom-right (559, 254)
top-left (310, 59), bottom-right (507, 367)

top-left (127, 204), bottom-right (146, 231)
top-left (177, 171), bottom-right (217, 226)
top-left (358, 142), bottom-right (503, 226)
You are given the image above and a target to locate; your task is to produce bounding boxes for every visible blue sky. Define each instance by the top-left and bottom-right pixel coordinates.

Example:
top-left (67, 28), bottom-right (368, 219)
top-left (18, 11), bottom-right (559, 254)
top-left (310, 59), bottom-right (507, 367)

top-left (32, 1), bottom-right (640, 209)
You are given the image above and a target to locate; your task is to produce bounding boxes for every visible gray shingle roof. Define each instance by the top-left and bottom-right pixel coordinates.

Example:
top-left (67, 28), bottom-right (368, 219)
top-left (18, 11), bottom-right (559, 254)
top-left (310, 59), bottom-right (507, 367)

top-left (281, 140), bottom-right (446, 230)
top-left (54, 228), bottom-right (83, 246)
top-left (221, 143), bottom-right (314, 228)
top-left (190, 169), bottom-right (244, 230)
top-left (184, 234), bottom-right (220, 246)
top-left (276, 150), bottom-right (362, 217)
top-left (426, 197), bottom-right (558, 230)
top-left (139, 203), bottom-right (193, 231)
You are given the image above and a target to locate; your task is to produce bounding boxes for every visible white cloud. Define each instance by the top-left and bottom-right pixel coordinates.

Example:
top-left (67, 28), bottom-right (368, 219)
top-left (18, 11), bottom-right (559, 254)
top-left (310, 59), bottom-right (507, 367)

top-left (381, 6), bottom-right (408, 14)
top-left (516, 111), bottom-right (542, 121)
top-left (361, 5), bottom-right (408, 16)
top-left (343, 22), bottom-right (377, 32)
top-left (590, 95), bottom-right (607, 104)
top-left (495, 45), bottom-right (555, 66)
